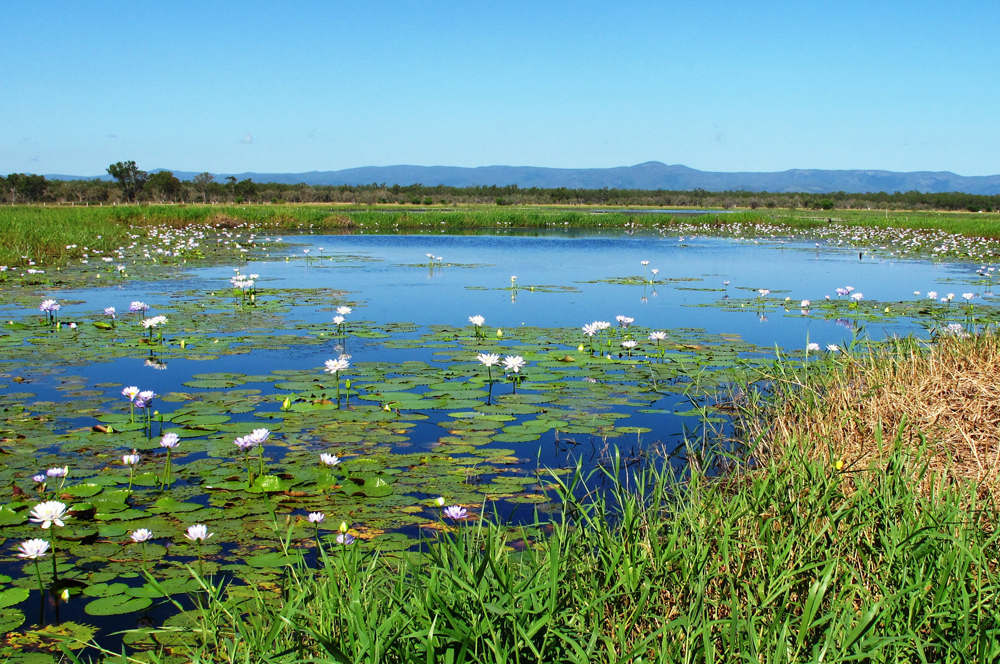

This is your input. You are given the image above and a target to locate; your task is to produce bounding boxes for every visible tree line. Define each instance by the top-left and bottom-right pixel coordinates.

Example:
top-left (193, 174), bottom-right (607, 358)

top-left (3, 162), bottom-right (1000, 212)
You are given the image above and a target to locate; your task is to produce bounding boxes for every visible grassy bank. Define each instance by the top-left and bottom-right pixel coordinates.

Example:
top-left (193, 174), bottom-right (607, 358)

top-left (12, 203), bottom-right (1000, 269)
top-left (62, 335), bottom-right (1000, 663)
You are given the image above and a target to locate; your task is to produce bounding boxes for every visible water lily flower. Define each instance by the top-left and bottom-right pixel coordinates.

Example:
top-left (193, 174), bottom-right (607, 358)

top-left (324, 358), bottom-right (350, 373)
top-left (443, 505), bottom-right (469, 520)
top-left (39, 299), bottom-right (60, 313)
top-left (142, 315), bottom-right (168, 329)
top-left (476, 353), bottom-right (500, 367)
top-left (649, 331), bottom-right (667, 342)
top-left (248, 428), bottom-right (271, 445)
top-left (184, 524), bottom-right (212, 542)
top-left (46, 467), bottom-right (68, 478)
top-left (160, 433), bottom-right (180, 449)
top-left (496, 329), bottom-right (503, 338)
top-left (850, 292), bottom-right (864, 301)
top-left (615, 315), bottom-right (634, 328)
top-left (134, 390), bottom-right (157, 410)
top-left (320, 453), bottom-right (341, 467)
top-left (122, 386), bottom-right (140, 401)
top-left (308, 512), bottom-right (325, 524)
top-left (104, 307), bottom-right (116, 319)
top-left (640, 260), bottom-right (649, 266)
top-left (801, 300), bottom-right (810, 308)
top-left (131, 529), bottom-right (153, 543)
top-left (30, 501), bottom-right (69, 529)
top-left (594, 321), bottom-right (611, 331)
top-left (962, 293), bottom-right (974, 301)
top-left (502, 355), bottom-right (527, 373)
top-left (621, 340), bottom-right (637, 349)
top-left (32, 474), bottom-right (46, 484)
top-left (469, 315), bottom-right (485, 327)
top-left (807, 343), bottom-right (821, 351)
top-left (129, 301), bottom-right (149, 313)
top-left (122, 453), bottom-right (141, 466)
top-left (826, 344), bottom-right (841, 352)
top-left (336, 306), bottom-right (352, 315)
top-left (234, 435), bottom-right (257, 452)
top-left (927, 291), bottom-right (938, 300)
top-left (582, 323), bottom-right (599, 337)
top-left (332, 315), bottom-right (345, 325)
top-left (336, 532), bottom-right (356, 545)
top-left (757, 289), bottom-right (770, 297)
top-left (435, 497), bottom-right (445, 507)
top-left (17, 538), bottom-right (50, 559)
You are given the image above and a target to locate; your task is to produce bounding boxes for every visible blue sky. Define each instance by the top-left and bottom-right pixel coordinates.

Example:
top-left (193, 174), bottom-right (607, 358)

top-left (2, 1), bottom-right (998, 176)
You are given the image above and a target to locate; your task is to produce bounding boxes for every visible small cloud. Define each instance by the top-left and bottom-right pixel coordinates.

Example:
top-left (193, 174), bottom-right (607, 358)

top-left (241, 133), bottom-right (253, 144)
top-left (106, 134), bottom-right (118, 139)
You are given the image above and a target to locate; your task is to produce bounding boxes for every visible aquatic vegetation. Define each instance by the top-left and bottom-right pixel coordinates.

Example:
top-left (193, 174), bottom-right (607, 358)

top-left (1, 219), bottom-right (999, 657)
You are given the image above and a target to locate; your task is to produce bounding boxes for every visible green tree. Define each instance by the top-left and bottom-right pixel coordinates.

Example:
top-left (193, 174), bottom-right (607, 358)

top-left (5, 173), bottom-right (48, 203)
top-left (106, 161), bottom-right (148, 203)
top-left (233, 178), bottom-right (257, 203)
top-left (146, 171), bottom-right (182, 202)
top-left (192, 172), bottom-right (214, 203)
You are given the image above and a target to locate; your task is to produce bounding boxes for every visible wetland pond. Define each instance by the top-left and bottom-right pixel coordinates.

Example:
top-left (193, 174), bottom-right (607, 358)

top-left (0, 226), bottom-right (996, 647)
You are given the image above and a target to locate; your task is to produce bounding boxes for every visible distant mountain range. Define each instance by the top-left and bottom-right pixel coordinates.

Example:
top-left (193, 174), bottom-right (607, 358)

top-left (45, 161), bottom-right (1000, 195)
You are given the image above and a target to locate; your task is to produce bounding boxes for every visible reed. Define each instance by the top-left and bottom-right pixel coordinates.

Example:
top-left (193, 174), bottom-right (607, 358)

top-left (737, 332), bottom-right (1000, 502)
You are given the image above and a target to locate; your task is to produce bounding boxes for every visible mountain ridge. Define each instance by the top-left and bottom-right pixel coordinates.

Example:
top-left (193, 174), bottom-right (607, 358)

top-left (43, 161), bottom-right (1000, 195)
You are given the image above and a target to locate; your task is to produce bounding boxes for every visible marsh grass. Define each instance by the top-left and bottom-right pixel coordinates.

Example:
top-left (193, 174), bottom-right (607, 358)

top-left (6, 202), bottom-right (1000, 269)
top-left (72, 436), bottom-right (1000, 663)
top-left (739, 332), bottom-right (1000, 502)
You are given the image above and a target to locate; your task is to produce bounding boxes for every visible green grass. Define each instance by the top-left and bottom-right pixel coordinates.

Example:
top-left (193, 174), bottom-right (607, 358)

top-left (8, 202), bottom-right (1000, 269)
top-left (769, 207), bottom-right (1000, 238)
top-left (78, 432), bottom-right (999, 662)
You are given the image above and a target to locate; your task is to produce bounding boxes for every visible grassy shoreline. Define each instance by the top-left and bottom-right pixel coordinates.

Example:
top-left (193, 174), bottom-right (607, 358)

top-left (5, 204), bottom-right (1000, 269)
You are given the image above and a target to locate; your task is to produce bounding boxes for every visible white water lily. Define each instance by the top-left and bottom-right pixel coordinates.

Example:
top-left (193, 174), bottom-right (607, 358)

top-left (469, 315), bottom-right (485, 327)
top-left (184, 524), bottom-right (212, 542)
top-left (29, 501), bottom-right (68, 529)
top-left (320, 453), bottom-right (341, 466)
top-left (325, 358), bottom-right (350, 373)
top-left (476, 353), bottom-right (500, 367)
top-left (502, 355), bottom-right (527, 373)
top-left (131, 529), bottom-right (153, 543)
top-left (17, 538), bottom-right (50, 559)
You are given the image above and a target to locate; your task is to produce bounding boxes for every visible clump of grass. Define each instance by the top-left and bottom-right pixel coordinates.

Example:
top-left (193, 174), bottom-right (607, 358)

top-left (76, 436), bottom-right (1000, 663)
top-left (740, 332), bottom-right (1000, 501)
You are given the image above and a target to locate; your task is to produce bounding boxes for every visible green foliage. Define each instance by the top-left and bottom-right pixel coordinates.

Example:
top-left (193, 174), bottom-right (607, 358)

top-left (106, 161), bottom-right (148, 203)
top-left (65, 440), bottom-right (1000, 662)
top-left (146, 170), bottom-right (182, 202)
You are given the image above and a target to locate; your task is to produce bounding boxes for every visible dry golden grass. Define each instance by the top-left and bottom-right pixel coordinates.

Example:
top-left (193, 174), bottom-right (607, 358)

top-left (745, 332), bottom-right (1000, 500)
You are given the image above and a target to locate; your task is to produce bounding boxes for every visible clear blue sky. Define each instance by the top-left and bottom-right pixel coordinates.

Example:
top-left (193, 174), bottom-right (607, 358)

top-left (2, 1), bottom-right (998, 176)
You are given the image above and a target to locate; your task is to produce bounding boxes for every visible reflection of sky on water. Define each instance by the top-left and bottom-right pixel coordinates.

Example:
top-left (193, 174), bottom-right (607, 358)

top-left (18, 231), bottom-right (987, 396)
